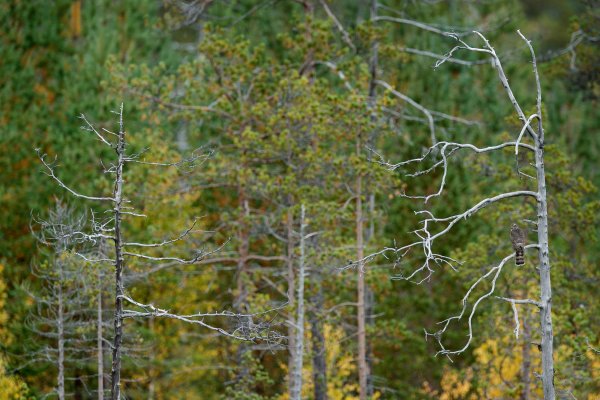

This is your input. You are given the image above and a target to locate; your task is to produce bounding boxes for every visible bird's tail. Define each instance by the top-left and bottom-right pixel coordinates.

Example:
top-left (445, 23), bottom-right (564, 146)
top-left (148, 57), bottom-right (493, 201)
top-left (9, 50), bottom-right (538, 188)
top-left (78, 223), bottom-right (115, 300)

top-left (515, 247), bottom-right (525, 266)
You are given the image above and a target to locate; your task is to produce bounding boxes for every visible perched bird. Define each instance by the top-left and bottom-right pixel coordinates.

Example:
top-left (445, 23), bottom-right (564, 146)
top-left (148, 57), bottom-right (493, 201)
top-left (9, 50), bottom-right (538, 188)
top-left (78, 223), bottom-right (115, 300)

top-left (510, 223), bottom-right (526, 266)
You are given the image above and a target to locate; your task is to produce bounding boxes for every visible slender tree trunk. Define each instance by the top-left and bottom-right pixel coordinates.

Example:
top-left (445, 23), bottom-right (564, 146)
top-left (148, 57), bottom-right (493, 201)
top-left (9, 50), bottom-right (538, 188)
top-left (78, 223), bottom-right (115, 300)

top-left (97, 275), bottom-right (104, 400)
top-left (535, 136), bottom-right (555, 400)
top-left (57, 273), bottom-right (65, 400)
top-left (111, 104), bottom-right (126, 400)
top-left (368, 0), bottom-right (378, 107)
top-left (364, 3), bottom-right (378, 397)
top-left (176, 120), bottom-right (189, 152)
top-left (356, 147), bottom-right (368, 400)
top-left (148, 380), bottom-right (155, 400)
top-left (287, 206), bottom-right (297, 399)
top-left (309, 268), bottom-right (327, 400)
top-left (367, 195), bottom-right (375, 241)
top-left (365, 287), bottom-right (375, 397)
top-left (290, 2), bottom-right (313, 393)
top-left (291, 205), bottom-right (306, 400)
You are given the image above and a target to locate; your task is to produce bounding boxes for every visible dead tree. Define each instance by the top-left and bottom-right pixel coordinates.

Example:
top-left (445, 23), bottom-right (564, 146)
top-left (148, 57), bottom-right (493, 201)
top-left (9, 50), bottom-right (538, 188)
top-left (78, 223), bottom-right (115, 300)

top-left (314, 4), bottom-right (488, 396)
top-left (365, 31), bottom-right (556, 399)
top-left (28, 202), bottom-right (109, 400)
top-left (37, 104), bottom-right (283, 400)
top-left (290, 204), bottom-right (306, 400)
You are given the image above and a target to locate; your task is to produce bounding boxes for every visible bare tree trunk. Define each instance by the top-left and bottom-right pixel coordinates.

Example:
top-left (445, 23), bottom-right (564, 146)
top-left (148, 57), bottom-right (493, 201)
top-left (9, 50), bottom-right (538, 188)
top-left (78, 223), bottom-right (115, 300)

top-left (364, 2), bottom-right (378, 397)
top-left (522, 36), bottom-right (556, 399)
top-left (287, 207), bottom-right (297, 399)
top-left (57, 273), bottom-right (65, 400)
top-left (97, 276), bottom-right (104, 400)
top-left (38, 104), bottom-right (261, 399)
top-left (111, 104), bottom-right (126, 400)
top-left (368, 0), bottom-right (378, 107)
top-left (148, 380), bottom-right (155, 400)
top-left (365, 287), bottom-right (375, 398)
top-left (356, 143), bottom-right (368, 400)
top-left (309, 269), bottom-right (327, 400)
top-left (535, 135), bottom-right (555, 400)
top-left (290, 205), bottom-right (306, 400)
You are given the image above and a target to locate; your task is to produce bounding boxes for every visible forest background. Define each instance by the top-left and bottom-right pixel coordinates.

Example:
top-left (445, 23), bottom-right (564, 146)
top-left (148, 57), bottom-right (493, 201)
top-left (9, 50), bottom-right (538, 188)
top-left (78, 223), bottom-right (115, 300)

top-left (0, 0), bottom-right (599, 399)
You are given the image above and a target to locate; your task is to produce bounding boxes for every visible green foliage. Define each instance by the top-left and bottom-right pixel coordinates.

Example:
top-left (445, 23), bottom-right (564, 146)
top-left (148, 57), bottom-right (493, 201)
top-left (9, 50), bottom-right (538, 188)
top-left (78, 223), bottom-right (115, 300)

top-left (221, 352), bottom-right (276, 400)
top-left (1, 0), bottom-right (598, 398)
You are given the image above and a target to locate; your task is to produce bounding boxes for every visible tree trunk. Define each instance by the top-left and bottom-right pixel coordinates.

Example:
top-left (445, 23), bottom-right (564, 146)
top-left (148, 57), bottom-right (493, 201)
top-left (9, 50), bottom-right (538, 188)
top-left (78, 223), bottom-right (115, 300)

top-left (364, 3), bottom-right (378, 397)
top-left (535, 136), bottom-right (555, 400)
top-left (290, 205), bottom-right (306, 400)
top-left (356, 153), bottom-right (368, 400)
top-left (148, 380), bottom-right (155, 400)
top-left (110, 104), bottom-right (126, 400)
top-left (287, 207), bottom-right (297, 399)
top-left (309, 273), bottom-right (327, 400)
top-left (97, 276), bottom-right (104, 400)
top-left (57, 272), bottom-right (65, 400)
top-left (365, 286), bottom-right (375, 398)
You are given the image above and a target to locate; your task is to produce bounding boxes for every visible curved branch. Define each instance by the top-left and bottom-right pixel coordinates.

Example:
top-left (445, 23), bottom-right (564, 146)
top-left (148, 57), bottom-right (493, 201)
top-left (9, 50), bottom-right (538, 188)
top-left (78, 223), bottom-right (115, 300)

top-left (123, 240), bottom-right (229, 264)
top-left (517, 30), bottom-right (544, 142)
top-left (375, 15), bottom-right (471, 37)
top-left (426, 244), bottom-right (538, 357)
top-left (123, 219), bottom-right (201, 248)
top-left (376, 79), bottom-right (436, 144)
top-left (37, 151), bottom-right (115, 202)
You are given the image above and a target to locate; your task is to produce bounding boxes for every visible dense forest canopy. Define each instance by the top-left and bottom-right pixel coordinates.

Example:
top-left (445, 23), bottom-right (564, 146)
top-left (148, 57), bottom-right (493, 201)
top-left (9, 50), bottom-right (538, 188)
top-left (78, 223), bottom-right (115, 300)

top-left (0, 1), bottom-right (598, 399)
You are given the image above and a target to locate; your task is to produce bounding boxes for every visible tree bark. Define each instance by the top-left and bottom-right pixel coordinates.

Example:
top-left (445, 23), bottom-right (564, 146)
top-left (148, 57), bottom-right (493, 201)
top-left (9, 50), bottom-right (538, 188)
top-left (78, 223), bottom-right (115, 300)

top-left (97, 274), bottom-right (104, 400)
top-left (287, 207), bottom-right (297, 399)
top-left (535, 135), bottom-right (555, 400)
top-left (364, 2), bottom-right (378, 397)
top-left (356, 146), bottom-right (368, 400)
top-left (57, 267), bottom-right (65, 400)
top-left (309, 268), bottom-right (327, 400)
top-left (110, 104), bottom-right (126, 400)
top-left (290, 205), bottom-right (306, 400)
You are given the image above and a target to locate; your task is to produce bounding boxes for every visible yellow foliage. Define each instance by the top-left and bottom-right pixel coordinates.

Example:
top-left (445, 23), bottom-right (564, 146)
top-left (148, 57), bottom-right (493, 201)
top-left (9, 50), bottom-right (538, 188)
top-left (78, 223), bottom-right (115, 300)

top-left (0, 356), bottom-right (28, 400)
top-left (0, 264), bottom-right (28, 399)
top-left (278, 324), bottom-right (380, 400)
top-left (439, 367), bottom-right (474, 400)
top-left (0, 264), bottom-right (8, 342)
top-left (473, 338), bottom-right (522, 397)
top-left (69, 1), bottom-right (82, 38)
top-left (425, 332), bottom-right (550, 400)
top-left (587, 348), bottom-right (600, 400)
top-left (421, 367), bottom-right (477, 400)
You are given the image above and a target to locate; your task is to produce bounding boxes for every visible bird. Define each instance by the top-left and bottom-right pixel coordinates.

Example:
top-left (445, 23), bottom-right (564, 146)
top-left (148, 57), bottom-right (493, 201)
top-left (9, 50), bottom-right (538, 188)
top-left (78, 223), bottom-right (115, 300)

top-left (510, 223), bottom-right (526, 266)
